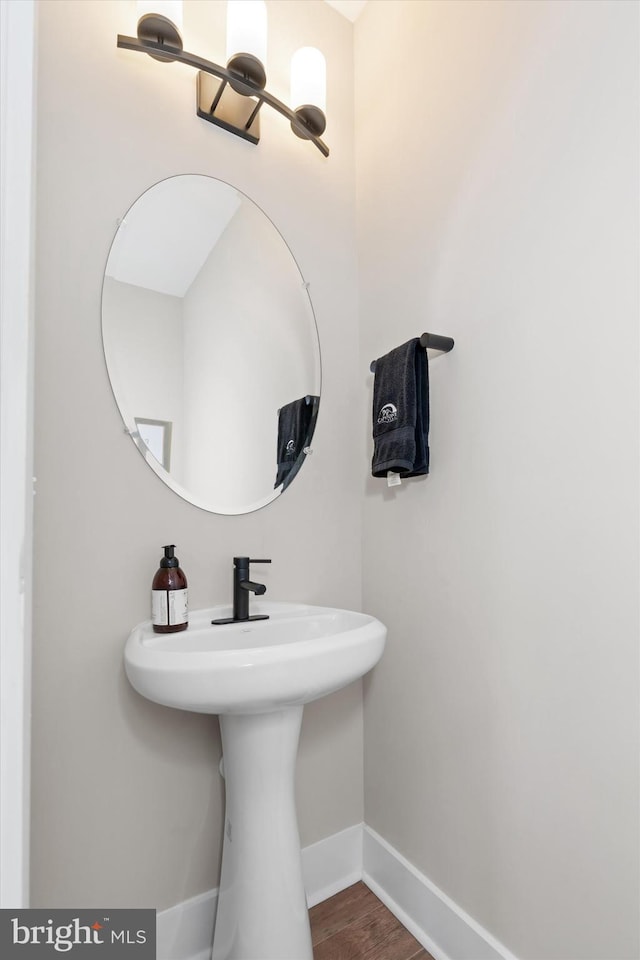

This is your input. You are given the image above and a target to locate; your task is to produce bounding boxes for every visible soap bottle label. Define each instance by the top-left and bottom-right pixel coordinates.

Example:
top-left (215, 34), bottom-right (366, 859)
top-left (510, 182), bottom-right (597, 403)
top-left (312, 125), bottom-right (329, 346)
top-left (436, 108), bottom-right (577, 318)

top-left (152, 588), bottom-right (188, 626)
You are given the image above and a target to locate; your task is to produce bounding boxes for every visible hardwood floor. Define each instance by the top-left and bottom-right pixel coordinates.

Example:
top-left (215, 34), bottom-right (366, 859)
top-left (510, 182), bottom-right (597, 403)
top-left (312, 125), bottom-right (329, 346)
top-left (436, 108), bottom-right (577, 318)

top-left (309, 881), bottom-right (435, 960)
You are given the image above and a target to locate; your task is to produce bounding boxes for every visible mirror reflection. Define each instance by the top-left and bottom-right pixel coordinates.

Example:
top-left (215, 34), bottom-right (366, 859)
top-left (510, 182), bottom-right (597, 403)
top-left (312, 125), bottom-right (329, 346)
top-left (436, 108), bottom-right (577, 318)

top-left (102, 175), bottom-right (321, 514)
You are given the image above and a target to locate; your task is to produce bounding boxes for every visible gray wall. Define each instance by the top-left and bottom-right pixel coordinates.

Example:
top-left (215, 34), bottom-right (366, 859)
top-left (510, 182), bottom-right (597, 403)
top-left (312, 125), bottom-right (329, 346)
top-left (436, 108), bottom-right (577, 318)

top-left (32, 0), bottom-right (361, 910)
top-left (356, 1), bottom-right (639, 958)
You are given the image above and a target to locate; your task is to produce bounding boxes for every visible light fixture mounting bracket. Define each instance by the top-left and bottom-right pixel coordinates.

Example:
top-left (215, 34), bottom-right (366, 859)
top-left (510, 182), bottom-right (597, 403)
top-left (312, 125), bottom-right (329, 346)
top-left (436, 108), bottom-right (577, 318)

top-left (197, 72), bottom-right (261, 146)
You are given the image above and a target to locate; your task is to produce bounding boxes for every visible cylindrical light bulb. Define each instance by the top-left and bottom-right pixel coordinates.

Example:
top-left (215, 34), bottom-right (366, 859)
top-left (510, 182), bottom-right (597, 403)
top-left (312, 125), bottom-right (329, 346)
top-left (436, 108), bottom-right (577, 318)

top-left (291, 47), bottom-right (326, 112)
top-left (226, 1), bottom-right (267, 66)
top-left (136, 0), bottom-right (183, 34)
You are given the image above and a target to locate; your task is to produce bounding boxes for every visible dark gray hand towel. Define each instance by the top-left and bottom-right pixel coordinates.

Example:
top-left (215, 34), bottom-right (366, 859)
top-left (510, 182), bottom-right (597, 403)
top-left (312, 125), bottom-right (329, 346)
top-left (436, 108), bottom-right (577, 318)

top-left (275, 396), bottom-right (318, 490)
top-left (371, 338), bottom-right (429, 478)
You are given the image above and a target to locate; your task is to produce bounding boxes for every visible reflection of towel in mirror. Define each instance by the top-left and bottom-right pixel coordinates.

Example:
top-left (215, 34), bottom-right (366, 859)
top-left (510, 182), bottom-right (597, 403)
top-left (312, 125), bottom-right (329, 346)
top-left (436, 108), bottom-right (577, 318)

top-left (371, 338), bottom-right (429, 478)
top-left (275, 397), bottom-right (316, 490)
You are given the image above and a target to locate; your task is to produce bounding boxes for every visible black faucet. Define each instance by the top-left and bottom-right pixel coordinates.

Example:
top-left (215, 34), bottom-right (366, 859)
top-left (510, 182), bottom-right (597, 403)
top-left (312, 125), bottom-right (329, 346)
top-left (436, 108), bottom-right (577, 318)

top-left (212, 557), bottom-right (271, 625)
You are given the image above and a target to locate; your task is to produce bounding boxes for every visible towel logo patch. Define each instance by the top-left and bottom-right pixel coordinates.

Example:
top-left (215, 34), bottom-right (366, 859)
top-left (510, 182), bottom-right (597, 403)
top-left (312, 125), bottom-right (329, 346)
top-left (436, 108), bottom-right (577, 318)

top-left (377, 403), bottom-right (398, 424)
top-left (286, 439), bottom-right (296, 451)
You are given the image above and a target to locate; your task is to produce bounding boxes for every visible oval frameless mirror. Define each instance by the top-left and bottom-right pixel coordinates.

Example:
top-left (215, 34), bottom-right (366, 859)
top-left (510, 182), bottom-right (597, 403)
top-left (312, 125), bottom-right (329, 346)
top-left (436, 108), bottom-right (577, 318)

top-left (102, 175), bottom-right (321, 515)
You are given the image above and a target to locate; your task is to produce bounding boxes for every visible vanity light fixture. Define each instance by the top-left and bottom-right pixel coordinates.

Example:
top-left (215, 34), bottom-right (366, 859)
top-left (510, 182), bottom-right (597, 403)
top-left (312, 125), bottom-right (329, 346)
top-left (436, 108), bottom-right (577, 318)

top-left (117, 1), bottom-right (329, 156)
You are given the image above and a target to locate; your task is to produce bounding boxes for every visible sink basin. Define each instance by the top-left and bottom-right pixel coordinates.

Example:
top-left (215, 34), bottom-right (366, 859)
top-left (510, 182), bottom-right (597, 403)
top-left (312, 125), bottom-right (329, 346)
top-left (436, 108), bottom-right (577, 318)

top-left (124, 600), bottom-right (386, 960)
top-left (125, 600), bottom-right (386, 715)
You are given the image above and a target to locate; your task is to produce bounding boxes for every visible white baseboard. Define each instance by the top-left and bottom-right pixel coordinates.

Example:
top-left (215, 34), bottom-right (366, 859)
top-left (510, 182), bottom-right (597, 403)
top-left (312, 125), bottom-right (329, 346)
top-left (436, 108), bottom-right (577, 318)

top-left (363, 826), bottom-right (518, 960)
top-left (302, 822), bottom-right (363, 907)
top-left (157, 887), bottom-right (217, 960)
top-left (157, 822), bottom-right (517, 960)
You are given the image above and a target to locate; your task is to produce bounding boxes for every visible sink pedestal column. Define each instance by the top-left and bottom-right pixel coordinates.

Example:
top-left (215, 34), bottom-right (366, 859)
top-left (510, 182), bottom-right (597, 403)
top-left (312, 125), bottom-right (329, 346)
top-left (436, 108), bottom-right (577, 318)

top-left (212, 706), bottom-right (312, 960)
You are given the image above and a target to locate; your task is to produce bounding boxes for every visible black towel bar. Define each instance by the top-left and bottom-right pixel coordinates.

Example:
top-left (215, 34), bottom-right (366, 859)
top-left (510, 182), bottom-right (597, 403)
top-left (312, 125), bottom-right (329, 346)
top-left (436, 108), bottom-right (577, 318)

top-left (369, 332), bottom-right (454, 373)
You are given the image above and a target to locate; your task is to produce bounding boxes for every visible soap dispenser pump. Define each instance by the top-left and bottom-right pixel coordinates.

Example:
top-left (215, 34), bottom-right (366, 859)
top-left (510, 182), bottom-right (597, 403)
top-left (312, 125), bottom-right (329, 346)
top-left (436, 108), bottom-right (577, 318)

top-left (152, 544), bottom-right (188, 634)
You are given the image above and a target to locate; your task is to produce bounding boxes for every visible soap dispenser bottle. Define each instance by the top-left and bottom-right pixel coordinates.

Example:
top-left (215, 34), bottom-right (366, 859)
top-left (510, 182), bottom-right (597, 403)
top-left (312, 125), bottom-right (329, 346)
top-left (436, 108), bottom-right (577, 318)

top-left (152, 544), bottom-right (188, 634)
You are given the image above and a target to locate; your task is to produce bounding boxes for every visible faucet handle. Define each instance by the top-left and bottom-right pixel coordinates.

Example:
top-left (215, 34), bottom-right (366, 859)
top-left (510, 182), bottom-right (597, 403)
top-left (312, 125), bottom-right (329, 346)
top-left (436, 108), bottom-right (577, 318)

top-left (232, 557), bottom-right (271, 569)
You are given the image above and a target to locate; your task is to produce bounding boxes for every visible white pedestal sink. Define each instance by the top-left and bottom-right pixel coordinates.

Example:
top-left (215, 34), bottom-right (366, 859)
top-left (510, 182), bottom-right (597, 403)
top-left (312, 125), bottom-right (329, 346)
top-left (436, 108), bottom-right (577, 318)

top-left (125, 601), bottom-right (386, 960)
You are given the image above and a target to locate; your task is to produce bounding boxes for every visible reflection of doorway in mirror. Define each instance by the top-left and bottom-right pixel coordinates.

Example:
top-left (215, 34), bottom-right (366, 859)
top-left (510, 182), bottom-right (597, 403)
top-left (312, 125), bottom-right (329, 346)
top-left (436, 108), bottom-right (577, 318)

top-left (135, 417), bottom-right (172, 470)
